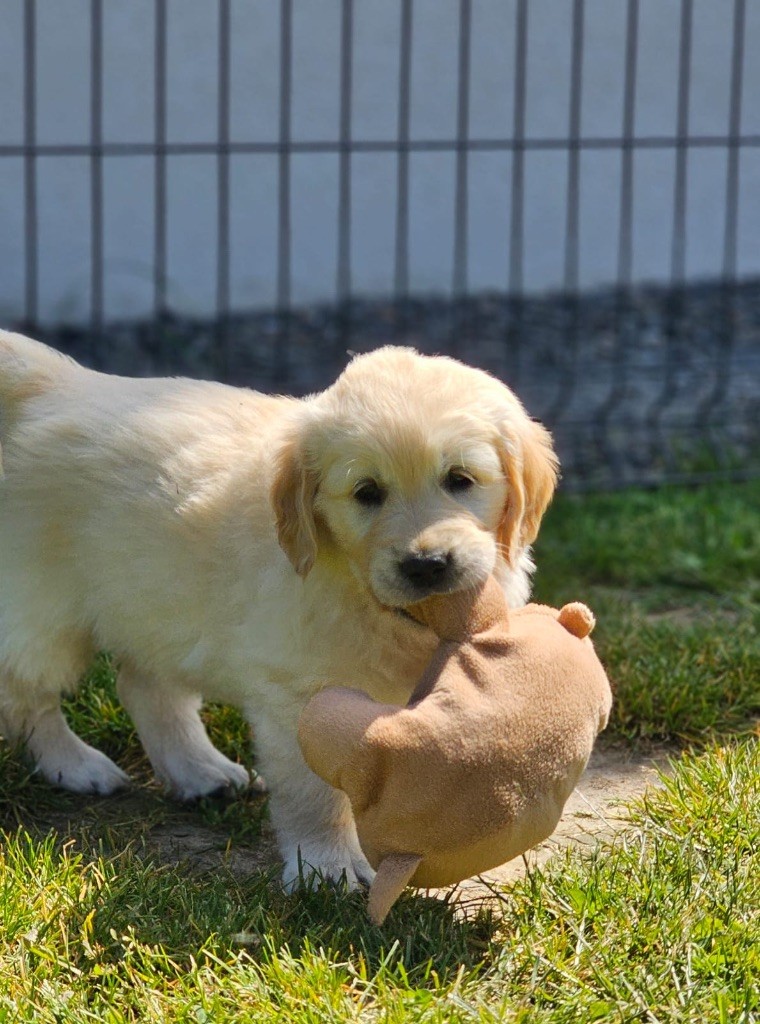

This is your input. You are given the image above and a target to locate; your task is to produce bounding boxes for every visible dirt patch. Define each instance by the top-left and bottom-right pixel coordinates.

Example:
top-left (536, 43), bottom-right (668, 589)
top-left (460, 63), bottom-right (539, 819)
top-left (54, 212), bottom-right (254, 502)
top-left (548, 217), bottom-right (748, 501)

top-left (138, 744), bottom-right (673, 885)
top-left (12, 743), bottom-right (675, 903)
top-left (187, 747), bottom-right (668, 887)
top-left (645, 606), bottom-right (742, 629)
top-left (145, 816), bottom-right (278, 878)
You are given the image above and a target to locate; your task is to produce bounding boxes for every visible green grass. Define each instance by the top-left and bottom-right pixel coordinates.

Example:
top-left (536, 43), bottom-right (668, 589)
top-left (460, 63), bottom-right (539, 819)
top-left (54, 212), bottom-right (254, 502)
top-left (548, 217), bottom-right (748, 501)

top-left (534, 480), bottom-right (760, 602)
top-left (0, 741), bottom-right (757, 1021)
top-left (533, 480), bottom-right (760, 743)
top-left (0, 480), bottom-right (759, 1021)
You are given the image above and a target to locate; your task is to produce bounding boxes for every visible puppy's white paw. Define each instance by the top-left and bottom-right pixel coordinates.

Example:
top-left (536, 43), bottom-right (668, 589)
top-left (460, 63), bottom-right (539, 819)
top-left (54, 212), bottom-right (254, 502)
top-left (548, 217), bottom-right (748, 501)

top-left (24, 708), bottom-right (130, 795)
top-left (281, 839), bottom-right (375, 893)
top-left (159, 753), bottom-right (251, 802)
top-left (36, 743), bottom-right (130, 796)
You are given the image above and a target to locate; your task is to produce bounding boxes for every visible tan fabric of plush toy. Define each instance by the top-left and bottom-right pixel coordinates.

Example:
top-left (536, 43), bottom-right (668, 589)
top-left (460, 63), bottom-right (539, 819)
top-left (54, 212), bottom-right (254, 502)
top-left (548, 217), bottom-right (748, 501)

top-left (298, 576), bottom-right (612, 924)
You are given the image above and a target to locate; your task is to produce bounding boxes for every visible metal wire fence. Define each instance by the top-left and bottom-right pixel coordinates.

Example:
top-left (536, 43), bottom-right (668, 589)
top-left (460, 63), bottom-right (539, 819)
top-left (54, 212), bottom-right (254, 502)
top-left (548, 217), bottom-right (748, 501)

top-left (2, 0), bottom-right (759, 489)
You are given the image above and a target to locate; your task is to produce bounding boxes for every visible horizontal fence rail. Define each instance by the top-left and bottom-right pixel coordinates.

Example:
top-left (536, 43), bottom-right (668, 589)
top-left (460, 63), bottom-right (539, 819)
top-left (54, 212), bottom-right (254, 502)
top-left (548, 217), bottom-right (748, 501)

top-left (1, 0), bottom-right (758, 489)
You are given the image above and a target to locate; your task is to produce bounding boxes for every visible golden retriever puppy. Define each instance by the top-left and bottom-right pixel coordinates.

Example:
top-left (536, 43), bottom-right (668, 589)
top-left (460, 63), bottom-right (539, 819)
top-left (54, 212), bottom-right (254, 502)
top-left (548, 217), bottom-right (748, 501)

top-left (0, 333), bottom-right (557, 886)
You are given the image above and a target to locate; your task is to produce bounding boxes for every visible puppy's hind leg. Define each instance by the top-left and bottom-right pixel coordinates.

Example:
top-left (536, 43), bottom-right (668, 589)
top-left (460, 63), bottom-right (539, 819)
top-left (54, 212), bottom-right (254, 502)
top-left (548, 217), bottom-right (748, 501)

top-left (0, 683), bottom-right (130, 795)
top-left (116, 663), bottom-right (251, 802)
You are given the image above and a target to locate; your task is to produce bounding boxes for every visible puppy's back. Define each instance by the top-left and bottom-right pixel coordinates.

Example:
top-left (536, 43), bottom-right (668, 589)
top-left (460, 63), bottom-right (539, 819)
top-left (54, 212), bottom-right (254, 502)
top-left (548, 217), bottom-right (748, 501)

top-left (0, 331), bottom-right (79, 405)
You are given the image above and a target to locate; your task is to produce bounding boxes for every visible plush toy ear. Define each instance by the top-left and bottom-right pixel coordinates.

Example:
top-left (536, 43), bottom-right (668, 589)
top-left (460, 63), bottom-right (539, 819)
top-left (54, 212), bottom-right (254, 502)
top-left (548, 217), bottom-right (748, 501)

top-left (298, 688), bottom-right (396, 810)
top-left (498, 418), bottom-right (559, 568)
top-left (368, 853), bottom-right (424, 925)
top-left (270, 431), bottom-right (320, 577)
top-left (558, 602), bottom-right (595, 638)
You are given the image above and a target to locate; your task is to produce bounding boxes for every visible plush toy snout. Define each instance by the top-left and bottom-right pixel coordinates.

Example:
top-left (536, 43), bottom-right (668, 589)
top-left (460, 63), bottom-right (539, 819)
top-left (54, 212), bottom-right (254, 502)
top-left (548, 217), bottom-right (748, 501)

top-left (296, 686), bottom-right (395, 811)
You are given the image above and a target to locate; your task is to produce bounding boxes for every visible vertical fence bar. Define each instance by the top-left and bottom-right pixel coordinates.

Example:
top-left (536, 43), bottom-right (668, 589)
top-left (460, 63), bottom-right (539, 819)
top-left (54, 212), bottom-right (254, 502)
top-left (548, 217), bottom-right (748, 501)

top-left (618, 0), bottom-right (638, 290)
top-left (23, 0), bottom-right (38, 329)
top-left (723, 0), bottom-right (745, 284)
top-left (90, 0), bottom-right (104, 366)
top-left (216, 0), bottom-right (231, 380)
top-left (652, 0), bottom-right (693, 472)
top-left (614, 0), bottom-right (638, 475)
top-left (506, 0), bottom-right (528, 386)
top-left (394, 0), bottom-right (413, 339)
top-left (274, 0), bottom-right (293, 387)
top-left (671, 0), bottom-right (692, 288)
top-left (450, 0), bottom-right (471, 357)
top-left (563, 0), bottom-right (583, 298)
top-left (154, 0), bottom-right (168, 366)
top-left (336, 0), bottom-right (354, 355)
top-left (698, 0), bottom-right (746, 465)
top-left (549, 0), bottom-right (584, 430)
top-left (595, 0), bottom-right (638, 481)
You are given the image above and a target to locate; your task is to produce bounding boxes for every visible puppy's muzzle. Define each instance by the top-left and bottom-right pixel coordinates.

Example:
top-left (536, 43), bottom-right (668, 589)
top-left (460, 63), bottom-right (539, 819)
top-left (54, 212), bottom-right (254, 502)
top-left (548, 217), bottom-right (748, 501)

top-left (398, 551), bottom-right (454, 594)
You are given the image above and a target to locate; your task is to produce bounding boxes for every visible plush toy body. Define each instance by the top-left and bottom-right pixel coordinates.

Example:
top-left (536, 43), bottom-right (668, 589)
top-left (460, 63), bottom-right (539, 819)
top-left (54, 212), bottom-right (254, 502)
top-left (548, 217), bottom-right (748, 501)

top-left (298, 577), bottom-right (612, 924)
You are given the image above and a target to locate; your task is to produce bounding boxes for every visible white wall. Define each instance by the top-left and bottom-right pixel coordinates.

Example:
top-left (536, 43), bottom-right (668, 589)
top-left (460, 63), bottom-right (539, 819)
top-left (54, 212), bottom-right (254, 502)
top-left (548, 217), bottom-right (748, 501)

top-left (0, 0), bottom-right (758, 324)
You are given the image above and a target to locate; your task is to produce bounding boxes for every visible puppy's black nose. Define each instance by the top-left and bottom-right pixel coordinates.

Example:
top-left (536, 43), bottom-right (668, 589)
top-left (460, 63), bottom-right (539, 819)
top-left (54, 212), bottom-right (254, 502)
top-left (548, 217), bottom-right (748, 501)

top-left (399, 551), bottom-right (452, 589)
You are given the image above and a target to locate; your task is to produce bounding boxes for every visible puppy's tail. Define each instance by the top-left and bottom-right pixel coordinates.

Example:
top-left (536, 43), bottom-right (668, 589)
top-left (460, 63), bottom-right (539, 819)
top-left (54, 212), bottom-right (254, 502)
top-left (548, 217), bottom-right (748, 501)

top-left (0, 330), bottom-right (78, 405)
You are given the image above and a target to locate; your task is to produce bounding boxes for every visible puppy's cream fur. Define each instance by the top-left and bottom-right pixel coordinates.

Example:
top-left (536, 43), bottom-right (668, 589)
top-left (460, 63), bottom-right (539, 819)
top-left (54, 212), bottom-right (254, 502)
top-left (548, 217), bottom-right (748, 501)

top-left (0, 334), bottom-right (557, 885)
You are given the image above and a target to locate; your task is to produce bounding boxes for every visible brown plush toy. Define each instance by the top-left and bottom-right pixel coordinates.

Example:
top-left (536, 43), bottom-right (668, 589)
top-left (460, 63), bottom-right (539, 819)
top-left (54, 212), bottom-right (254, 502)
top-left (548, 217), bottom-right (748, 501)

top-left (297, 576), bottom-right (612, 925)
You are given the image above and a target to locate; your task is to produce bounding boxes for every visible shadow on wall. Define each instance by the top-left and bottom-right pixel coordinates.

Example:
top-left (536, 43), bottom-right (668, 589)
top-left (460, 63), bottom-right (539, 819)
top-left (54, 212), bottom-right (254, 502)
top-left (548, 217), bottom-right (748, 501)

top-left (16, 278), bottom-right (760, 490)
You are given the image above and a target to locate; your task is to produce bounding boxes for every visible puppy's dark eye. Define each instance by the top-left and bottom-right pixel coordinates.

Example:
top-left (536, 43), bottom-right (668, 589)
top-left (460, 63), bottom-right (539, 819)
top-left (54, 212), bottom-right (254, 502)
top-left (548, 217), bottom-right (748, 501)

top-left (353, 479), bottom-right (386, 507)
top-left (443, 469), bottom-right (475, 494)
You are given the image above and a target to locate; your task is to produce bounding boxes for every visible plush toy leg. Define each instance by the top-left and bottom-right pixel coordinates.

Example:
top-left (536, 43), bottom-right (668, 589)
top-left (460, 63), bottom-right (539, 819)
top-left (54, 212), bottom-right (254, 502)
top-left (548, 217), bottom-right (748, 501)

top-left (368, 853), bottom-right (423, 925)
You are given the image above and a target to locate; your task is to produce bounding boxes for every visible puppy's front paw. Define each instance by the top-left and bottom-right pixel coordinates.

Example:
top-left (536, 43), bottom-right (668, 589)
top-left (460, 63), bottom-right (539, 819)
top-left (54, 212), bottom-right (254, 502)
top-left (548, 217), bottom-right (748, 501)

top-left (281, 839), bottom-right (375, 893)
top-left (159, 753), bottom-right (251, 803)
top-left (36, 744), bottom-right (131, 796)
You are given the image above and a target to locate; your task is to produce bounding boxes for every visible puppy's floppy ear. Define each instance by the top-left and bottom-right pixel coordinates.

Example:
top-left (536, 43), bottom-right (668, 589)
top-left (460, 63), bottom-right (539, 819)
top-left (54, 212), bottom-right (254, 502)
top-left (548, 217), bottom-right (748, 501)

top-left (271, 430), bottom-right (319, 577)
top-left (498, 418), bottom-right (558, 567)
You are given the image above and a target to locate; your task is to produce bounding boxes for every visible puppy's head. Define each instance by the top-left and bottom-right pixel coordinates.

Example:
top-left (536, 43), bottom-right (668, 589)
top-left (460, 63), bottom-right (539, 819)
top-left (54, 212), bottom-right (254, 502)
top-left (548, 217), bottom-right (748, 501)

top-left (271, 347), bottom-right (557, 607)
